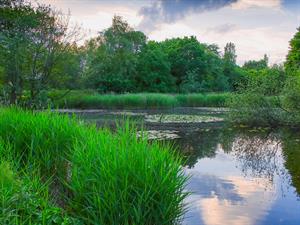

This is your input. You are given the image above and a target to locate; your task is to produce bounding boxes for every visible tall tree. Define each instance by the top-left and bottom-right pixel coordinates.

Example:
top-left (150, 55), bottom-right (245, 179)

top-left (223, 42), bottom-right (237, 90)
top-left (0, 0), bottom-right (33, 103)
top-left (85, 16), bottom-right (146, 93)
top-left (135, 41), bottom-right (175, 92)
top-left (50, 43), bottom-right (85, 89)
top-left (223, 42), bottom-right (236, 65)
top-left (243, 55), bottom-right (269, 70)
top-left (285, 27), bottom-right (300, 74)
top-left (160, 36), bottom-right (214, 92)
top-left (0, 0), bottom-right (79, 106)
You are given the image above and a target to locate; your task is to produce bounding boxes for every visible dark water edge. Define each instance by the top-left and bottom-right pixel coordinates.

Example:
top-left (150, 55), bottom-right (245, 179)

top-left (58, 108), bottom-right (300, 225)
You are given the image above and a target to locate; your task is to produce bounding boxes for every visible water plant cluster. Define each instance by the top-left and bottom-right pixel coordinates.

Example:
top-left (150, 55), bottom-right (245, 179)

top-left (0, 107), bottom-right (188, 224)
top-left (144, 114), bottom-right (224, 123)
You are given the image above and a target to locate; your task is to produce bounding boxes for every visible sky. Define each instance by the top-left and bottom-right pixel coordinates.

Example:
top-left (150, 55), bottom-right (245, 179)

top-left (35, 0), bottom-right (300, 65)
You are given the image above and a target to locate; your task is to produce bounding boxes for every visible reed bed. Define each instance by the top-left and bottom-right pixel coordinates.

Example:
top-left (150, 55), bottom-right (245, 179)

top-left (50, 90), bottom-right (230, 109)
top-left (0, 107), bottom-right (188, 224)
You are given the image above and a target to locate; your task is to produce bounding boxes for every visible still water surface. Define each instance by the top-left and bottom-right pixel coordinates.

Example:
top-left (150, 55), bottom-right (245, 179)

top-left (178, 128), bottom-right (300, 225)
top-left (63, 108), bottom-right (300, 225)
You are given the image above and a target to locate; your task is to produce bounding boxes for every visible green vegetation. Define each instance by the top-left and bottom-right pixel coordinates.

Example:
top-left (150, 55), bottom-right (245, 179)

top-left (0, 160), bottom-right (76, 225)
top-left (0, 1), bottom-right (246, 108)
top-left (70, 123), bottom-right (187, 224)
top-left (1, 1), bottom-right (299, 123)
top-left (1, 0), bottom-right (300, 224)
top-left (281, 131), bottom-right (300, 195)
top-left (51, 91), bottom-right (230, 109)
top-left (0, 0), bottom-right (83, 107)
top-left (3, 0), bottom-right (298, 117)
top-left (83, 21), bottom-right (242, 94)
top-left (285, 27), bottom-right (300, 74)
top-left (0, 108), bottom-right (80, 179)
top-left (0, 108), bottom-right (188, 224)
top-left (175, 93), bottom-right (230, 107)
top-left (227, 94), bottom-right (281, 127)
top-left (0, 139), bottom-right (77, 224)
top-left (227, 27), bottom-right (300, 127)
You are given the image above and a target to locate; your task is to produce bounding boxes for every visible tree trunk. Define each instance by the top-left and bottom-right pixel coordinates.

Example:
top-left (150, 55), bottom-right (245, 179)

top-left (9, 87), bottom-right (17, 104)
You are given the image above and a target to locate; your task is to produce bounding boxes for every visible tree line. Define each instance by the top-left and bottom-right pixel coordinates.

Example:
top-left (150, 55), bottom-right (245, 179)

top-left (0, 0), bottom-right (299, 107)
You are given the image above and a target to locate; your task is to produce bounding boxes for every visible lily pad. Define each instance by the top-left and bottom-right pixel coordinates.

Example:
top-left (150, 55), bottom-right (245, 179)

top-left (137, 130), bottom-right (180, 140)
top-left (144, 114), bottom-right (224, 123)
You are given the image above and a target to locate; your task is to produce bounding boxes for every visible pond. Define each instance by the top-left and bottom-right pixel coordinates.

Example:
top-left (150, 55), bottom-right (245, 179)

top-left (60, 108), bottom-right (300, 225)
top-left (179, 128), bottom-right (300, 225)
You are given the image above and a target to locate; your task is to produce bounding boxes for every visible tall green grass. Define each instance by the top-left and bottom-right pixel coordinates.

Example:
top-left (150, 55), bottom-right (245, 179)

top-left (0, 107), bottom-right (188, 224)
top-left (176, 93), bottom-right (230, 107)
top-left (0, 108), bottom-right (81, 181)
top-left (50, 90), bottom-right (230, 109)
top-left (0, 143), bottom-right (76, 225)
top-left (70, 123), bottom-right (188, 224)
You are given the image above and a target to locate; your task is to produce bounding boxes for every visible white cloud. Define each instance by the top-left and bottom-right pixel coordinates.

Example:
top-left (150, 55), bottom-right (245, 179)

top-left (201, 26), bottom-right (293, 65)
top-left (36, 0), bottom-right (143, 41)
top-left (231, 0), bottom-right (282, 10)
top-left (148, 23), bottom-right (195, 41)
top-left (199, 176), bottom-right (274, 225)
top-left (32, 0), bottom-right (297, 64)
top-left (206, 24), bottom-right (239, 34)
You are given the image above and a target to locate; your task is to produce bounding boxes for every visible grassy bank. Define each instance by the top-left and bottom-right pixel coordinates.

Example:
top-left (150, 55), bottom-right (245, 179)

top-left (49, 90), bottom-right (230, 109)
top-left (0, 107), bottom-right (188, 224)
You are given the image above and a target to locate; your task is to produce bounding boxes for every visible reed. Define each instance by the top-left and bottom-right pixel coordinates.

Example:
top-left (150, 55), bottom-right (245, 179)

top-left (0, 143), bottom-right (76, 224)
top-left (51, 90), bottom-right (230, 109)
top-left (70, 123), bottom-right (188, 224)
top-left (0, 108), bottom-right (188, 224)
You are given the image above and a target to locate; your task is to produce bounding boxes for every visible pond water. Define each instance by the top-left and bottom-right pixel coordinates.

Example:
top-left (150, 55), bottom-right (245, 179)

top-left (60, 108), bottom-right (300, 225)
top-left (179, 128), bottom-right (300, 225)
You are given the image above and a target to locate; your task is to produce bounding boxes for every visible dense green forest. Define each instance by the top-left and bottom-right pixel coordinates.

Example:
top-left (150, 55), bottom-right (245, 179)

top-left (1, 0), bottom-right (300, 128)
top-left (2, 0), bottom-right (298, 109)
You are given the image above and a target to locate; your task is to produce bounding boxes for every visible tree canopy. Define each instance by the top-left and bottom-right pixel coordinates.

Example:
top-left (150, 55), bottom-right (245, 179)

top-left (1, 1), bottom-right (298, 108)
top-left (285, 27), bottom-right (300, 74)
top-left (0, 0), bottom-right (78, 106)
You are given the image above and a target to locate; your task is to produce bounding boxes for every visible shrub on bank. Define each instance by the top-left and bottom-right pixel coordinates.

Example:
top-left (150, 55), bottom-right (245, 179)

top-left (227, 74), bottom-right (300, 128)
top-left (226, 93), bottom-right (281, 127)
top-left (0, 108), bottom-right (188, 224)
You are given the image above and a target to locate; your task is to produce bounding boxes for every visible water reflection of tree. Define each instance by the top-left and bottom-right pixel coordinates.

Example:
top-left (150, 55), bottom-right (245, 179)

top-left (281, 130), bottom-right (300, 196)
top-left (232, 129), bottom-right (300, 196)
top-left (177, 127), bottom-right (300, 196)
top-left (231, 131), bottom-right (286, 185)
top-left (177, 128), bottom-right (235, 168)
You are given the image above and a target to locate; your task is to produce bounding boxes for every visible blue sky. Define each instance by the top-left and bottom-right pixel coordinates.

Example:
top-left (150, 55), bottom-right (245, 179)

top-left (37, 0), bottom-right (300, 65)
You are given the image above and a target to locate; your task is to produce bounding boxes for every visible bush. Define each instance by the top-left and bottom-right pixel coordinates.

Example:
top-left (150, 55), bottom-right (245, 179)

top-left (281, 74), bottom-right (300, 112)
top-left (226, 93), bottom-right (280, 127)
top-left (227, 70), bottom-right (300, 128)
top-left (280, 73), bottom-right (300, 126)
